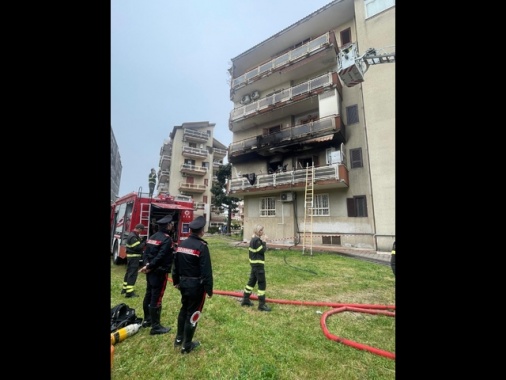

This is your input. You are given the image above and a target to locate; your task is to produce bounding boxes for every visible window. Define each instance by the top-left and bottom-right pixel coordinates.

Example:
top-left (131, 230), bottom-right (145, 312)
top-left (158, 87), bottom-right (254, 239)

top-left (365, 0), bottom-right (395, 18)
top-left (350, 148), bottom-right (363, 168)
top-left (312, 194), bottom-right (329, 216)
top-left (347, 196), bottom-right (368, 217)
top-left (346, 104), bottom-right (359, 124)
top-left (297, 155), bottom-right (319, 169)
top-left (260, 197), bottom-right (276, 217)
top-left (189, 142), bottom-right (197, 148)
top-left (204, 179), bottom-right (208, 186)
top-left (340, 28), bottom-right (351, 46)
top-left (203, 195), bottom-right (208, 203)
top-left (202, 162), bottom-right (209, 168)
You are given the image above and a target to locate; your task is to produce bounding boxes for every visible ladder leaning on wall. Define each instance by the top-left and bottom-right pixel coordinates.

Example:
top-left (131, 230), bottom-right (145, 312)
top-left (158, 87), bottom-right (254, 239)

top-left (302, 163), bottom-right (314, 256)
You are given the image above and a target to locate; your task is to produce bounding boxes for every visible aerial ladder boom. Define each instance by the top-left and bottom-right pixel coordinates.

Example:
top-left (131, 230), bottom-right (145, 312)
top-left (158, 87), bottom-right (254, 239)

top-left (337, 42), bottom-right (395, 87)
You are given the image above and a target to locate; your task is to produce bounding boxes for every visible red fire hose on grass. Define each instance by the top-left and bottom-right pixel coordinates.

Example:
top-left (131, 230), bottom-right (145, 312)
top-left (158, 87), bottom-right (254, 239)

top-left (215, 290), bottom-right (395, 360)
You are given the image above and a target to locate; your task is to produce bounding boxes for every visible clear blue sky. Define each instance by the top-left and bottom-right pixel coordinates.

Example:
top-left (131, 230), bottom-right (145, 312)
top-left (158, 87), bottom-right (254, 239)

top-left (112, 0), bottom-right (332, 196)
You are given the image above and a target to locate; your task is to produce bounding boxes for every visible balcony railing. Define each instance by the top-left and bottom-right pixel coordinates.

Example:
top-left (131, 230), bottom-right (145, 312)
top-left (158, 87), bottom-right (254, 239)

top-left (229, 115), bottom-right (339, 157)
top-left (180, 163), bottom-right (208, 176)
top-left (229, 164), bottom-right (344, 192)
top-left (213, 147), bottom-right (227, 158)
top-left (230, 72), bottom-right (335, 122)
top-left (183, 128), bottom-right (209, 143)
top-left (158, 170), bottom-right (171, 182)
top-left (179, 182), bottom-right (206, 193)
top-left (182, 146), bottom-right (208, 159)
top-left (232, 33), bottom-right (330, 90)
top-left (194, 202), bottom-right (206, 210)
top-left (159, 155), bottom-right (171, 170)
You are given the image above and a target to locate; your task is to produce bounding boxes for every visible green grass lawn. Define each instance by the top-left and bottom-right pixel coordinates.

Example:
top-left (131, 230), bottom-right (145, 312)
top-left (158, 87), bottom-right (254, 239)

top-left (111, 235), bottom-right (395, 380)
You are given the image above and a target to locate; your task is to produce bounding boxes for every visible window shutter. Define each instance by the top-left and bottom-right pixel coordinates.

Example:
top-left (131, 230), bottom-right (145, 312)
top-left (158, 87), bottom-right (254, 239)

top-left (346, 198), bottom-right (356, 217)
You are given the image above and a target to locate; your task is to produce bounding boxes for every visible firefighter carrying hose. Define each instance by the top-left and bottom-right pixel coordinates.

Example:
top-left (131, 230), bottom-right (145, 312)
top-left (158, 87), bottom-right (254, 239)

top-left (121, 224), bottom-right (146, 298)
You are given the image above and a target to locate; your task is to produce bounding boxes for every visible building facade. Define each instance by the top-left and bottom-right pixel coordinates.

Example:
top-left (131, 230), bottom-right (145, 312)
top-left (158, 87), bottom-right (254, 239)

top-left (111, 126), bottom-right (122, 203)
top-left (227, 0), bottom-right (395, 251)
top-left (157, 121), bottom-right (228, 230)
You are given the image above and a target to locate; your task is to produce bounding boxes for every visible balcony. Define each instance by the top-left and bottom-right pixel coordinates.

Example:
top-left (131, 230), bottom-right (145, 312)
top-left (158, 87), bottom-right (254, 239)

top-left (158, 170), bottom-right (170, 183)
top-left (183, 128), bottom-right (209, 143)
top-left (228, 115), bottom-right (345, 164)
top-left (159, 155), bottom-right (171, 171)
top-left (228, 163), bottom-right (349, 196)
top-left (179, 182), bottom-right (206, 194)
top-left (159, 141), bottom-right (172, 156)
top-left (182, 146), bottom-right (208, 159)
top-left (230, 72), bottom-right (339, 131)
top-left (213, 161), bottom-right (222, 169)
top-left (180, 163), bottom-right (208, 176)
top-left (194, 202), bottom-right (206, 210)
top-left (213, 147), bottom-right (227, 159)
top-left (230, 32), bottom-right (339, 102)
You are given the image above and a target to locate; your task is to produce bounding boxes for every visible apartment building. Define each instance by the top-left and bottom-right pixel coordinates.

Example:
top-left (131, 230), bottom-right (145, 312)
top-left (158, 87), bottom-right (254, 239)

top-left (157, 121), bottom-right (228, 230)
top-left (227, 0), bottom-right (395, 251)
top-left (110, 126), bottom-right (122, 203)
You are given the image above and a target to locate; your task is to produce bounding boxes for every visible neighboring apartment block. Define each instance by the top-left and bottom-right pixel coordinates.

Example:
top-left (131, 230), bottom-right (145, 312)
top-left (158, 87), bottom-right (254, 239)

top-left (111, 126), bottom-right (122, 203)
top-left (157, 121), bottom-right (227, 230)
top-left (227, 0), bottom-right (395, 251)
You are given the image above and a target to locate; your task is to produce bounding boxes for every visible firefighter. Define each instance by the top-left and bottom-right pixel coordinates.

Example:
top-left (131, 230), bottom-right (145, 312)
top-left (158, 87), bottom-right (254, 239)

top-left (241, 225), bottom-right (271, 311)
top-left (148, 168), bottom-right (157, 198)
top-left (121, 224), bottom-right (146, 298)
top-left (138, 215), bottom-right (174, 335)
top-left (172, 216), bottom-right (213, 354)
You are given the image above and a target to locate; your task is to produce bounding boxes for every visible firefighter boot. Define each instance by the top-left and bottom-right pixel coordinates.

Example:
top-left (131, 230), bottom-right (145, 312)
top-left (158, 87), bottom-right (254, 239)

top-left (181, 320), bottom-right (200, 354)
top-left (149, 306), bottom-right (171, 335)
top-left (141, 305), bottom-right (151, 328)
top-left (258, 296), bottom-right (271, 312)
top-left (241, 292), bottom-right (253, 307)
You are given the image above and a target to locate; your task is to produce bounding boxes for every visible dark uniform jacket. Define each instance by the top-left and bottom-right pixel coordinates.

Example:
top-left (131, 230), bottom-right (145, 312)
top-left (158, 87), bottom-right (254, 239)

top-left (172, 233), bottom-right (213, 297)
top-left (248, 236), bottom-right (267, 265)
top-left (143, 230), bottom-right (173, 273)
top-left (125, 231), bottom-right (145, 258)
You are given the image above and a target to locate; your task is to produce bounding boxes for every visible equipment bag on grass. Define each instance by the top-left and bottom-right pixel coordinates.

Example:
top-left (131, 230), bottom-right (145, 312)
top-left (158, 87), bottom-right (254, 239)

top-left (111, 303), bottom-right (143, 333)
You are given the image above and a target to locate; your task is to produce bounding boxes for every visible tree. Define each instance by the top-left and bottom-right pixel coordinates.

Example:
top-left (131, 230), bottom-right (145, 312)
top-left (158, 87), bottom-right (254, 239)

top-left (211, 163), bottom-right (240, 235)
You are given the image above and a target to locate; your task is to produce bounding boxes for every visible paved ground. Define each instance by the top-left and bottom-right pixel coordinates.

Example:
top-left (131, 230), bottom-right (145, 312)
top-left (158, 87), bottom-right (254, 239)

top-left (230, 239), bottom-right (392, 266)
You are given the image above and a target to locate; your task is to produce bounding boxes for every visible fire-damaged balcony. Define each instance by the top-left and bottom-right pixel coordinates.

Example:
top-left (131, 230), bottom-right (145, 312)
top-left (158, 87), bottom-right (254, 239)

top-left (228, 163), bottom-right (349, 196)
top-left (230, 72), bottom-right (340, 131)
top-left (182, 146), bottom-right (208, 159)
top-left (230, 31), bottom-right (340, 102)
top-left (183, 128), bottom-right (209, 144)
top-left (180, 163), bottom-right (208, 176)
top-left (228, 115), bottom-right (345, 164)
top-left (179, 182), bottom-right (206, 194)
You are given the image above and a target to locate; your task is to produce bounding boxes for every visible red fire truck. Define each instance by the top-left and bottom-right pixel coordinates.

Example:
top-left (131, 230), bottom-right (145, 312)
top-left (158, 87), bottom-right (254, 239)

top-left (110, 190), bottom-right (195, 265)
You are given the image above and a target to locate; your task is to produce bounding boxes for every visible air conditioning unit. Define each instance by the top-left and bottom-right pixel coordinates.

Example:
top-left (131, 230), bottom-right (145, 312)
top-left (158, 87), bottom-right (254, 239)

top-left (241, 94), bottom-right (251, 104)
top-left (251, 90), bottom-right (260, 100)
top-left (280, 192), bottom-right (294, 202)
